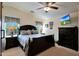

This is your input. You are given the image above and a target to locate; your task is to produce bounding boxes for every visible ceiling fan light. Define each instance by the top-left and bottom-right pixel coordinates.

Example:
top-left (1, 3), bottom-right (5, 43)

top-left (48, 2), bottom-right (52, 6)
top-left (44, 7), bottom-right (51, 11)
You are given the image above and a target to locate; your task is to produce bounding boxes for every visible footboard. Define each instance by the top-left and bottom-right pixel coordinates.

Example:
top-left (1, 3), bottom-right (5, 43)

top-left (26, 35), bottom-right (55, 56)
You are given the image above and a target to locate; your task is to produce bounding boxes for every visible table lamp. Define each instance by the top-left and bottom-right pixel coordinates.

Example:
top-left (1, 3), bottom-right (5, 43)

top-left (8, 26), bottom-right (16, 37)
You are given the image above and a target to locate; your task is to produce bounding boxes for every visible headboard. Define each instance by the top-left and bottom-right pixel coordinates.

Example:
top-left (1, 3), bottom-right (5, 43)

top-left (19, 25), bottom-right (37, 30)
top-left (19, 25), bottom-right (37, 34)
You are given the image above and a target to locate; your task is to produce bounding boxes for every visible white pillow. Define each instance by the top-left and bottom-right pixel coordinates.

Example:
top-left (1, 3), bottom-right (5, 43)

top-left (26, 30), bottom-right (31, 35)
top-left (20, 30), bottom-right (31, 35)
top-left (32, 29), bottom-right (38, 34)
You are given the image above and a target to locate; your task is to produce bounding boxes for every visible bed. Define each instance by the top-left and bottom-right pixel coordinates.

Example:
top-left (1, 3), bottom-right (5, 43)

top-left (18, 25), bottom-right (55, 56)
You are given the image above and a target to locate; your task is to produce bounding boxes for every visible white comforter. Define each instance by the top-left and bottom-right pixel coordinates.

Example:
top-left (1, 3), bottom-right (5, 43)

top-left (18, 34), bottom-right (45, 49)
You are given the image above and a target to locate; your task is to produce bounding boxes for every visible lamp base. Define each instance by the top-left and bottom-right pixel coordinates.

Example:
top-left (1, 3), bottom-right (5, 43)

top-left (11, 32), bottom-right (13, 37)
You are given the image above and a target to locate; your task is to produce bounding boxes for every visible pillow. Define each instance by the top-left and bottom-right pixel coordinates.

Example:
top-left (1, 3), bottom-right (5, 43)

top-left (32, 29), bottom-right (38, 34)
top-left (26, 30), bottom-right (32, 35)
top-left (20, 30), bottom-right (28, 35)
top-left (20, 30), bottom-right (31, 35)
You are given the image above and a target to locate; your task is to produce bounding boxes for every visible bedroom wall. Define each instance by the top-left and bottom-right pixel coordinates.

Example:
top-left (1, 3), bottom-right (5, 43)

top-left (2, 6), bottom-right (43, 27)
top-left (42, 11), bottom-right (78, 42)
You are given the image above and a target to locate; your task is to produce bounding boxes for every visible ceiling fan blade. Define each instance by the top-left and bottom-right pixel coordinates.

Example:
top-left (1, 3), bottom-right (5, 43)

top-left (46, 2), bottom-right (49, 5)
top-left (48, 2), bottom-right (56, 6)
top-left (36, 7), bottom-right (44, 10)
top-left (48, 2), bottom-right (56, 5)
top-left (50, 6), bottom-right (58, 9)
top-left (51, 2), bottom-right (56, 4)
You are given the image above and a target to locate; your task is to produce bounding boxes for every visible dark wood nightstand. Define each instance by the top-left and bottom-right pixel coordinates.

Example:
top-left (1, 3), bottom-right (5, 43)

top-left (5, 36), bottom-right (19, 50)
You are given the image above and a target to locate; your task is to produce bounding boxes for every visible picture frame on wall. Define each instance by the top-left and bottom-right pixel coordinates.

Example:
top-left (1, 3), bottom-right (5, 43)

top-left (49, 22), bottom-right (53, 29)
top-left (60, 14), bottom-right (71, 25)
top-left (35, 21), bottom-right (43, 26)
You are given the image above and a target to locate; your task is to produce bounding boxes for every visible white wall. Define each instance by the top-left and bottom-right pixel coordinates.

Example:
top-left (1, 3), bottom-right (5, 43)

top-left (2, 6), bottom-right (35, 25)
top-left (43, 11), bottom-right (78, 42)
top-left (2, 6), bottom-right (43, 26)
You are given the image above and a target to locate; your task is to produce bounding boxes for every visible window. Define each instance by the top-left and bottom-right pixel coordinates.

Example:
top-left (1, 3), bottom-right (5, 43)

top-left (35, 21), bottom-right (43, 33)
top-left (5, 16), bottom-right (20, 36)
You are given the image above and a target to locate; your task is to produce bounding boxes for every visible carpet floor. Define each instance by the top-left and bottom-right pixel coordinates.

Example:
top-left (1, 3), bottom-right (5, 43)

top-left (37, 46), bottom-right (79, 56)
top-left (2, 46), bottom-right (79, 56)
top-left (2, 47), bottom-right (25, 56)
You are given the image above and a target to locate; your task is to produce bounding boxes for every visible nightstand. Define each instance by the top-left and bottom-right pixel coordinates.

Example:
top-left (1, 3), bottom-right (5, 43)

top-left (5, 36), bottom-right (19, 50)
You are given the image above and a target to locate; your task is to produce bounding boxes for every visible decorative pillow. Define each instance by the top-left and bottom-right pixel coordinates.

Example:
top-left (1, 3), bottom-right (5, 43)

top-left (20, 30), bottom-right (28, 35)
top-left (32, 29), bottom-right (38, 34)
top-left (26, 30), bottom-right (32, 35)
top-left (20, 30), bottom-right (31, 35)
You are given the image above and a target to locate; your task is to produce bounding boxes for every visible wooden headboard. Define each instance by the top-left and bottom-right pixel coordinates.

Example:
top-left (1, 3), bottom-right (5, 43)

top-left (19, 25), bottom-right (37, 34)
top-left (19, 25), bottom-right (37, 30)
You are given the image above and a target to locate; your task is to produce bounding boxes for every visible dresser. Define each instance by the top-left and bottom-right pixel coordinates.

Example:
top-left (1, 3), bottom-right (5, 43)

top-left (58, 27), bottom-right (78, 51)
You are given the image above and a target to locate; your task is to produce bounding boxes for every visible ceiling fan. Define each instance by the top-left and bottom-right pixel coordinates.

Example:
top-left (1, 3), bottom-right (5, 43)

top-left (37, 2), bottom-right (58, 13)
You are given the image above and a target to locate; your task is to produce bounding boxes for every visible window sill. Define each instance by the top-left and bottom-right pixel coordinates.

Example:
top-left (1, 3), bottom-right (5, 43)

top-left (5, 35), bottom-right (17, 38)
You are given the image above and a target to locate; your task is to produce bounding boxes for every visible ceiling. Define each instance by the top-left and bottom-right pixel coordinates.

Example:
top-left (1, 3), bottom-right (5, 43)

top-left (3, 2), bottom-right (79, 19)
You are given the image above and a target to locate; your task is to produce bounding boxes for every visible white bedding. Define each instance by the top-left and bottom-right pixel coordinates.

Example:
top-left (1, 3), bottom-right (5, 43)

top-left (18, 34), bottom-right (45, 49)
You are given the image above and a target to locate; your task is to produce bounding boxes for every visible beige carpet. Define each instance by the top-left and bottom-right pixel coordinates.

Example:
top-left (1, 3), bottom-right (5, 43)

top-left (37, 46), bottom-right (79, 56)
top-left (2, 46), bottom-right (79, 56)
top-left (2, 47), bottom-right (25, 56)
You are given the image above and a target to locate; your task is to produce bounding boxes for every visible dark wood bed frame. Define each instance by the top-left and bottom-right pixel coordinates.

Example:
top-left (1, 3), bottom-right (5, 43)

top-left (19, 25), bottom-right (55, 56)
